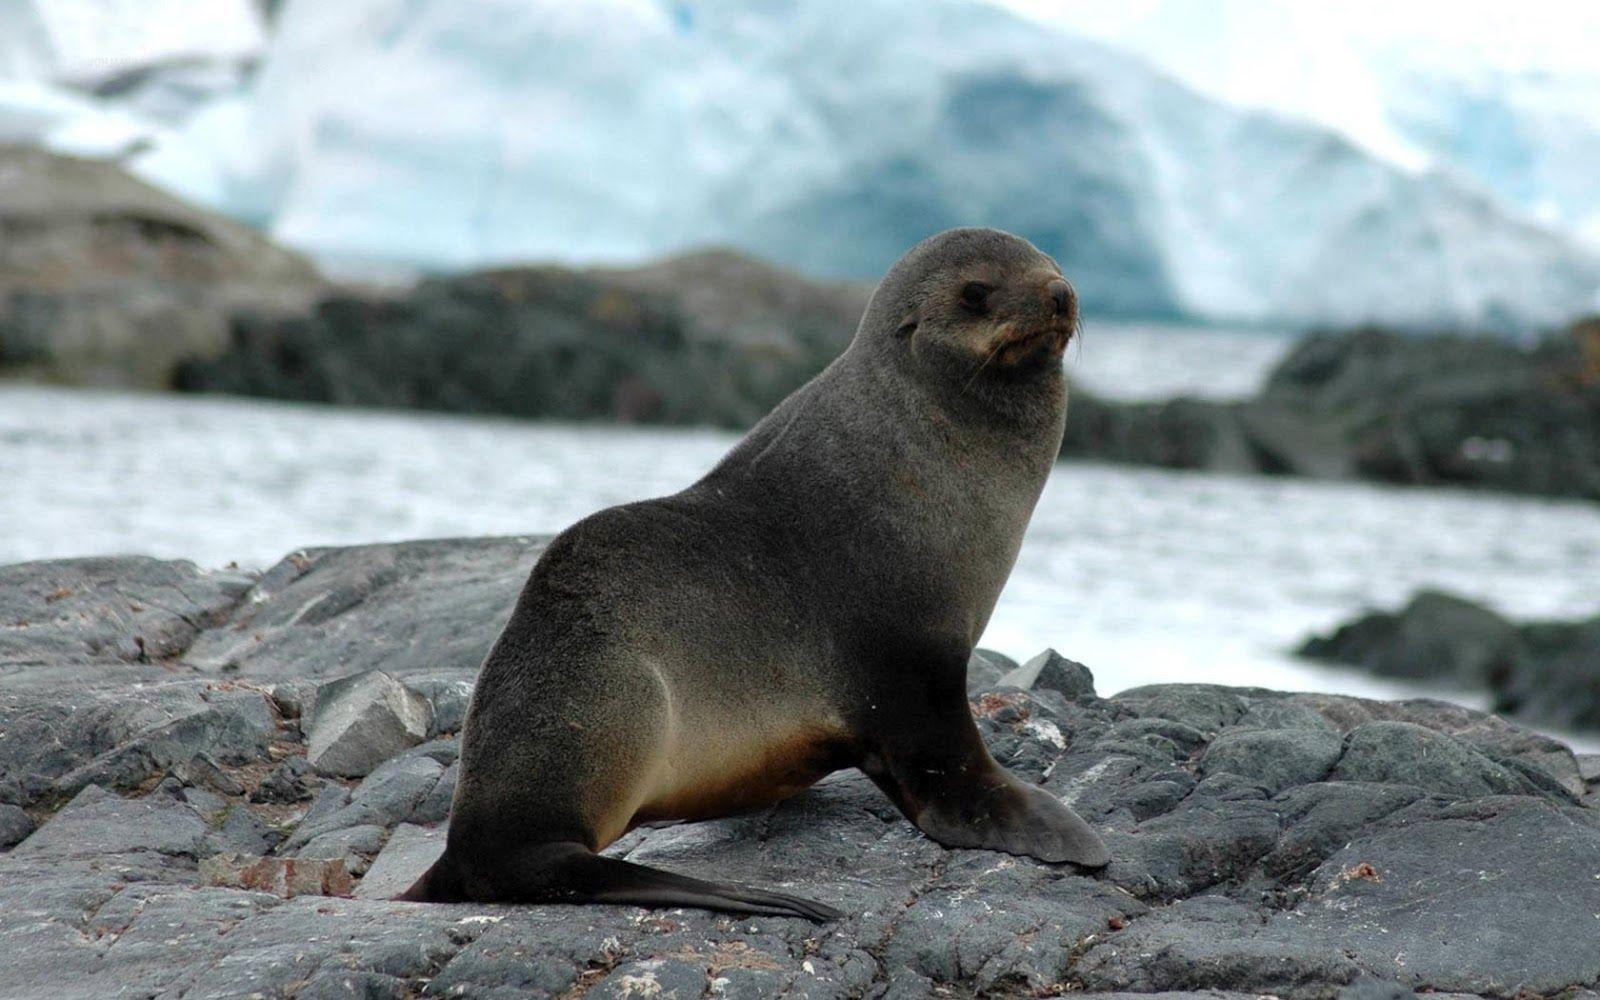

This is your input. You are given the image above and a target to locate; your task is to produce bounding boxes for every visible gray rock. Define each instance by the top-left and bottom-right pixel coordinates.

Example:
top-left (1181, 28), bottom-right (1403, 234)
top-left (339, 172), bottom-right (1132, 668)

top-left (286, 753), bottom-right (445, 851)
top-left (591, 958), bottom-right (709, 999)
top-left (1299, 590), bottom-right (1519, 686)
top-left (178, 782), bottom-right (227, 818)
top-left (307, 670), bottom-right (432, 778)
top-left (402, 671), bottom-right (477, 735)
top-left (354, 823), bottom-right (445, 899)
top-left (1199, 727), bottom-right (1343, 794)
top-left (0, 554), bottom-right (252, 668)
top-left (13, 784), bottom-right (208, 859)
top-left (301, 783), bottom-right (352, 827)
top-left (251, 754), bottom-right (316, 804)
top-left (210, 804), bottom-right (281, 855)
top-left (165, 896), bottom-right (467, 997)
top-left (1068, 325), bottom-right (1600, 504)
top-left (0, 146), bottom-right (321, 391)
top-left (293, 824), bottom-right (387, 873)
top-left (1112, 684), bottom-right (1249, 733)
top-left (1283, 797), bottom-right (1600, 994)
top-left (177, 751), bottom-right (248, 796)
top-left (1338, 979), bottom-right (1415, 1000)
top-left (292, 969), bottom-right (412, 999)
top-left (1, 670), bottom-right (274, 807)
top-left (965, 647), bottom-right (1016, 693)
top-left (0, 803), bottom-right (34, 848)
top-left (0, 875), bottom-right (280, 999)
top-left (1579, 753), bottom-right (1600, 783)
top-left (998, 647), bottom-right (1098, 700)
top-left (50, 689), bottom-right (275, 798)
top-left (182, 536), bottom-right (545, 679)
top-left (411, 759), bottom-right (458, 824)
top-left (1301, 588), bottom-right (1600, 733)
top-left (1331, 721), bottom-right (1534, 800)
top-left (1264, 781), bottom-right (1426, 880)
top-left (3, 540), bottom-right (1598, 998)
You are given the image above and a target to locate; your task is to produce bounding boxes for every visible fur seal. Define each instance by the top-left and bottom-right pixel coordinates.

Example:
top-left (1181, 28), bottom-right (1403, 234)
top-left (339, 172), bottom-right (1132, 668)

top-left (400, 227), bottom-right (1109, 920)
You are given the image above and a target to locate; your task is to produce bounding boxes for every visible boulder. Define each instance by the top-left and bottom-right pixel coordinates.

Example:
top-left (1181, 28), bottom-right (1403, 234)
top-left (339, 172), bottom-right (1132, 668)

top-left (998, 647), bottom-right (1099, 700)
top-left (250, 755), bottom-right (316, 804)
top-left (1299, 590), bottom-right (1520, 686)
top-left (1301, 590), bottom-right (1600, 732)
top-left (306, 671), bottom-right (432, 778)
top-left (0, 804), bottom-right (35, 848)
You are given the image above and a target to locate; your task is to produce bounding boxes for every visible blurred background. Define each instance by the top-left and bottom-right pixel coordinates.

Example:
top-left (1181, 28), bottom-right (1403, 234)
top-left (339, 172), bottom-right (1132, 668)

top-left (3, 0), bottom-right (1599, 738)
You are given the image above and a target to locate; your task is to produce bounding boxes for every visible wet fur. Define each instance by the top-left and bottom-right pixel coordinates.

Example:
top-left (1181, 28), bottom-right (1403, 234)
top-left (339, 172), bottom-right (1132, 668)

top-left (400, 228), bottom-right (1107, 919)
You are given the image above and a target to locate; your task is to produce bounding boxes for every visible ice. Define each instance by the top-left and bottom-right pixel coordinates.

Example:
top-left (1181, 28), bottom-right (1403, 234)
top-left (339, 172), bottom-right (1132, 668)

top-left (1, 0), bottom-right (1595, 325)
top-left (109, 0), bottom-right (1597, 329)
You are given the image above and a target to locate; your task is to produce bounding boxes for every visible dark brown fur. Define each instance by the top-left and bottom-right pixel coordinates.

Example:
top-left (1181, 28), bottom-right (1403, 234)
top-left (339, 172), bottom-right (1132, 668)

top-left (400, 228), bottom-right (1107, 920)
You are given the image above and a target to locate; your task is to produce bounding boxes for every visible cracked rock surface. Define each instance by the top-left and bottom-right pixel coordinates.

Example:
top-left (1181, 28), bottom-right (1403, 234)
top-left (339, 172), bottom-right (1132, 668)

top-left (3, 537), bottom-right (1599, 999)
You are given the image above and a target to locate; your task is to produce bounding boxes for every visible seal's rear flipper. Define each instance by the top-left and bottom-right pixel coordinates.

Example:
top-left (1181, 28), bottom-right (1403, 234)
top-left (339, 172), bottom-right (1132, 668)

top-left (397, 843), bottom-right (841, 922)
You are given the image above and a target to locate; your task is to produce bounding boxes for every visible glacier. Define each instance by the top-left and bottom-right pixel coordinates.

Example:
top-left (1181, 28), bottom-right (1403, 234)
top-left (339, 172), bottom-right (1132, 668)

top-left (5, 0), bottom-right (1598, 329)
top-left (995, 2), bottom-right (1600, 257)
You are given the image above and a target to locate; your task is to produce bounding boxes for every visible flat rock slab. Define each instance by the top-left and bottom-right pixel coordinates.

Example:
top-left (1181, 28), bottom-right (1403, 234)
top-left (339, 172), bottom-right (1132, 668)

top-left (183, 535), bottom-right (546, 679)
top-left (355, 822), bottom-right (445, 899)
top-left (1, 538), bottom-right (1598, 998)
top-left (0, 555), bottom-right (254, 671)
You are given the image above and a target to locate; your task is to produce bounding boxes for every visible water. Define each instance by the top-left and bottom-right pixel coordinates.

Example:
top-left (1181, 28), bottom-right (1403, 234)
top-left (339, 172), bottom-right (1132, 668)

top-left (5, 325), bottom-right (1600, 741)
top-left (1064, 320), bottom-right (1293, 401)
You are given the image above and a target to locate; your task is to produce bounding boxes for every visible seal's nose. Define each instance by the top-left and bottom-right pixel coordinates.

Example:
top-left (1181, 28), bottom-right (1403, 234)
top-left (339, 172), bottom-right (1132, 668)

top-left (1048, 278), bottom-right (1074, 316)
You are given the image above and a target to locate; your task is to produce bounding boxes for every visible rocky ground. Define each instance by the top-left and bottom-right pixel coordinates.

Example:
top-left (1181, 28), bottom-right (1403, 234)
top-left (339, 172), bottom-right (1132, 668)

top-left (4, 537), bottom-right (1600, 998)
top-left (1300, 590), bottom-right (1600, 733)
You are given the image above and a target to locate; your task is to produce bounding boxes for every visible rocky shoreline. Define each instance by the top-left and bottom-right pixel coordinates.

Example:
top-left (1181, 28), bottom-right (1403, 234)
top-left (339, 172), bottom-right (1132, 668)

top-left (7, 150), bottom-right (1599, 504)
top-left (1064, 323), bottom-right (1600, 502)
top-left (4, 537), bottom-right (1600, 998)
top-left (1300, 590), bottom-right (1600, 733)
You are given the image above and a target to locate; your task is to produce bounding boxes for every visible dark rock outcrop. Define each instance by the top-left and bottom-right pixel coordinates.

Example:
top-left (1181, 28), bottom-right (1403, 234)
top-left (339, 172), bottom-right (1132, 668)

top-left (175, 249), bottom-right (869, 428)
top-left (0, 146), bottom-right (322, 388)
top-left (1064, 322), bottom-right (1600, 501)
top-left (3, 539), bottom-right (1598, 997)
top-left (1301, 590), bottom-right (1600, 733)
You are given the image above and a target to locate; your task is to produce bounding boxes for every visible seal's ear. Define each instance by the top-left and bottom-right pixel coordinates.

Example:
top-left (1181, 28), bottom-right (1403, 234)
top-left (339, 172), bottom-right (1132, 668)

top-left (894, 317), bottom-right (918, 339)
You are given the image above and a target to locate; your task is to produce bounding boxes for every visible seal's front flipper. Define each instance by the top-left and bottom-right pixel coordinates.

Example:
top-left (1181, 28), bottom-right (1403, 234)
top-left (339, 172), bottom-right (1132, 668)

top-left (913, 771), bottom-right (1110, 868)
top-left (401, 842), bottom-right (841, 922)
top-left (864, 709), bottom-right (1110, 869)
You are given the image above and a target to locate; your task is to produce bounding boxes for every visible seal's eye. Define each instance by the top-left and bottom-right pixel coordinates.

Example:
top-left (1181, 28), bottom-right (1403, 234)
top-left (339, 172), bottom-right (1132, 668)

top-left (959, 282), bottom-right (993, 312)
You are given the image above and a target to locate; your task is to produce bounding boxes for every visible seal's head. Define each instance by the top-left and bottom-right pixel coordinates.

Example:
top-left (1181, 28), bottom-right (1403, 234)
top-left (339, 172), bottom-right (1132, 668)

top-left (860, 228), bottom-right (1077, 391)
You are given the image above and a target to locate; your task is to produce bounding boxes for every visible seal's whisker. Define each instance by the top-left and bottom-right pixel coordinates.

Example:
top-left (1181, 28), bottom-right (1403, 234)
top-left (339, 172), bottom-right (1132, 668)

top-left (963, 336), bottom-right (1008, 394)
